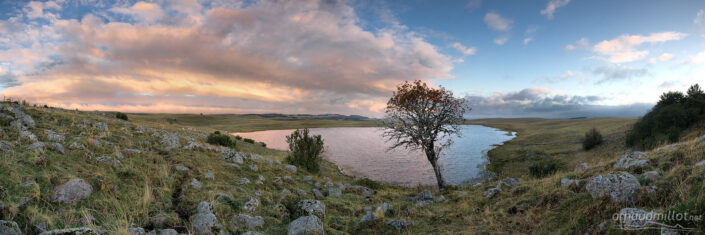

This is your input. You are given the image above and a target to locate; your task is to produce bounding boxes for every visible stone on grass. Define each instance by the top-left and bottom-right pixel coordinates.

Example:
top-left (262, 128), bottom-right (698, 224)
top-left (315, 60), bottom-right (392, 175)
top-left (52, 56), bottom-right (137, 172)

top-left (191, 202), bottom-right (222, 234)
top-left (642, 171), bottom-right (660, 182)
top-left (574, 163), bottom-right (590, 171)
top-left (285, 165), bottom-right (297, 173)
top-left (359, 212), bottom-right (376, 224)
top-left (614, 152), bottom-right (649, 170)
top-left (48, 142), bottom-right (66, 154)
top-left (412, 190), bottom-right (433, 201)
top-left (0, 142), bottom-right (11, 152)
top-left (287, 215), bottom-right (324, 235)
top-left (234, 214), bottom-right (264, 229)
top-left (50, 178), bottom-right (92, 205)
top-left (243, 197), bottom-right (260, 213)
top-left (312, 189), bottom-right (324, 200)
top-left (126, 227), bottom-right (145, 235)
top-left (586, 172), bottom-right (641, 204)
top-left (483, 187), bottom-right (502, 199)
top-left (46, 130), bottom-right (65, 142)
top-left (296, 200), bottom-right (326, 218)
top-left (0, 220), bottom-right (22, 235)
top-left (204, 172), bottom-right (215, 180)
top-left (93, 122), bottom-right (109, 132)
top-left (560, 178), bottom-right (579, 188)
top-left (617, 208), bottom-right (657, 230)
top-left (122, 148), bottom-right (141, 155)
top-left (695, 160), bottom-right (705, 167)
top-left (249, 164), bottom-right (258, 171)
top-left (69, 142), bottom-right (86, 150)
top-left (27, 141), bottom-right (45, 152)
top-left (161, 133), bottom-right (180, 151)
top-left (236, 178), bottom-right (250, 185)
top-left (386, 219), bottom-right (413, 231)
top-left (349, 185), bottom-right (375, 196)
top-left (96, 156), bottom-right (121, 166)
top-left (190, 178), bottom-right (202, 190)
top-left (175, 165), bottom-right (190, 171)
top-left (325, 188), bottom-right (342, 198)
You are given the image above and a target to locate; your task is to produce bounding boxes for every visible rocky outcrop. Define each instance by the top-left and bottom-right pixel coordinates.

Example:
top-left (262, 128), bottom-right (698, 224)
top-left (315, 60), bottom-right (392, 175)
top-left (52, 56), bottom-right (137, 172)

top-left (295, 200), bottom-right (326, 218)
top-left (161, 133), bottom-right (180, 151)
top-left (0, 220), bottom-right (22, 235)
top-left (287, 215), bottom-right (324, 235)
top-left (586, 172), bottom-right (641, 204)
top-left (614, 152), bottom-right (648, 170)
top-left (191, 202), bottom-right (222, 234)
top-left (50, 178), bottom-right (92, 205)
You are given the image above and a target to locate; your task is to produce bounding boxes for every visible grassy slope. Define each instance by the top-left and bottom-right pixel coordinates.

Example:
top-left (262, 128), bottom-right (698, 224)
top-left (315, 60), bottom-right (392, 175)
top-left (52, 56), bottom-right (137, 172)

top-left (2, 106), bottom-right (705, 234)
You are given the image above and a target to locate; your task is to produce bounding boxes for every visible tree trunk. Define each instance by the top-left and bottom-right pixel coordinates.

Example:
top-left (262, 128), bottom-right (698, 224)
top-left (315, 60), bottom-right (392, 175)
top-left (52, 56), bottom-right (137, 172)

top-left (426, 149), bottom-right (445, 191)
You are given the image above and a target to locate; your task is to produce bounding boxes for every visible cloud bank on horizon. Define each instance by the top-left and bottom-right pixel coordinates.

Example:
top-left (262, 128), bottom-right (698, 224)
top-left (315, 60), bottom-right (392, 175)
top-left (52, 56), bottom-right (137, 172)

top-left (0, 0), bottom-right (704, 118)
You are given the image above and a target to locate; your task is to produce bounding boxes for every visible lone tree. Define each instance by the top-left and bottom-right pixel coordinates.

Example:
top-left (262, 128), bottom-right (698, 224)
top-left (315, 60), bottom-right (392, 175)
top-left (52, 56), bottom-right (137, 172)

top-left (382, 80), bottom-right (470, 190)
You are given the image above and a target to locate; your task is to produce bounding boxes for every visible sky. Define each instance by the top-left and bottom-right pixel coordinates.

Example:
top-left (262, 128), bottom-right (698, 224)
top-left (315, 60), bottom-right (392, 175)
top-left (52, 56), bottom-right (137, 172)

top-left (0, 0), bottom-right (704, 118)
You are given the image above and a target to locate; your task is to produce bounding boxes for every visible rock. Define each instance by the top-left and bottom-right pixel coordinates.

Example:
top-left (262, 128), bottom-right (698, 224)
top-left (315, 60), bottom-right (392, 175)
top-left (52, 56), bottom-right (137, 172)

top-left (249, 164), bottom-right (258, 171)
top-left (284, 176), bottom-right (293, 181)
top-left (561, 178), bottom-right (579, 188)
top-left (27, 141), bottom-right (45, 152)
top-left (483, 187), bottom-right (501, 199)
top-left (253, 190), bottom-right (262, 197)
top-left (376, 202), bottom-right (393, 215)
top-left (123, 148), bottom-right (141, 155)
top-left (182, 141), bottom-right (200, 150)
top-left (661, 226), bottom-right (680, 235)
top-left (114, 151), bottom-right (125, 159)
top-left (645, 185), bottom-right (658, 194)
top-left (127, 227), bottom-right (145, 235)
top-left (311, 189), bottom-right (324, 199)
top-left (296, 200), bottom-right (326, 218)
top-left (273, 177), bottom-right (283, 185)
top-left (285, 165), bottom-right (297, 173)
top-left (614, 152), bottom-right (649, 170)
top-left (175, 166), bottom-right (190, 171)
top-left (274, 159), bottom-right (282, 164)
top-left (241, 232), bottom-right (263, 235)
top-left (226, 163), bottom-right (241, 169)
top-left (236, 178), bottom-right (250, 185)
top-left (643, 171), bottom-right (660, 182)
top-left (190, 178), bottom-right (202, 189)
top-left (19, 129), bottom-right (38, 143)
top-left (161, 133), bottom-right (180, 151)
top-left (359, 212), bottom-right (376, 224)
top-left (415, 200), bottom-right (433, 207)
top-left (496, 178), bottom-right (521, 188)
top-left (0, 220), bottom-right (22, 235)
top-left (93, 122), bottom-right (109, 132)
top-left (48, 142), bottom-right (66, 154)
top-left (695, 160), bottom-right (705, 167)
top-left (38, 227), bottom-right (99, 235)
top-left (296, 189), bottom-right (307, 196)
top-left (617, 208), bottom-right (657, 230)
top-left (574, 163), bottom-right (590, 171)
top-left (386, 219), bottom-right (413, 231)
top-left (248, 154), bottom-right (264, 161)
top-left (412, 190), bottom-right (433, 201)
top-left (204, 172), bottom-right (214, 180)
top-left (150, 229), bottom-right (178, 235)
top-left (243, 197), bottom-right (260, 213)
top-left (50, 178), bottom-right (92, 204)
top-left (233, 214), bottom-right (264, 229)
top-left (96, 156), bottom-right (121, 166)
top-left (698, 134), bottom-right (705, 142)
top-left (191, 202), bottom-right (222, 234)
top-left (0, 141), bottom-right (11, 152)
top-left (69, 142), bottom-right (86, 150)
top-left (325, 188), bottom-right (342, 198)
top-left (88, 138), bottom-right (102, 147)
top-left (303, 176), bottom-right (313, 182)
top-left (586, 172), bottom-right (641, 204)
top-left (135, 126), bottom-right (149, 134)
top-left (218, 151), bottom-right (244, 164)
top-left (46, 130), bottom-right (65, 142)
top-left (80, 214), bottom-right (96, 225)
top-left (287, 215), bottom-right (324, 235)
top-left (324, 181), bottom-right (334, 188)
top-left (350, 185), bottom-right (375, 196)
top-left (434, 195), bottom-right (447, 203)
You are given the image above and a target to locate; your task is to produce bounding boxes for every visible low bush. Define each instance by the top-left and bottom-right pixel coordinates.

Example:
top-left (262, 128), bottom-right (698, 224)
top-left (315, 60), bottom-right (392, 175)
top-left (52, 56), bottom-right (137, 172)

top-left (116, 112), bottom-right (128, 121)
top-left (207, 131), bottom-right (236, 148)
top-left (243, 138), bottom-right (255, 144)
top-left (285, 128), bottom-right (324, 173)
top-left (354, 178), bottom-right (382, 190)
top-left (582, 128), bottom-right (603, 150)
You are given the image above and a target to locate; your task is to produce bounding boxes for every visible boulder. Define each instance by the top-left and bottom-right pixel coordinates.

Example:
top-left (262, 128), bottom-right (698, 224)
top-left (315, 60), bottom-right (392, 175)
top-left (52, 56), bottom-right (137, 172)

top-left (0, 220), bottom-right (22, 235)
top-left (93, 122), bottom-right (109, 132)
top-left (191, 202), bottom-right (222, 235)
top-left (574, 163), bottom-right (590, 171)
top-left (560, 178), bottom-right (579, 188)
top-left (0, 141), bottom-right (12, 152)
top-left (325, 188), bottom-right (342, 198)
top-left (236, 178), bottom-right (251, 185)
top-left (642, 171), bottom-right (660, 182)
top-left (234, 214), bottom-right (264, 229)
top-left (127, 227), bottom-right (145, 235)
top-left (68, 142), bottom-right (86, 150)
top-left (312, 189), bottom-right (324, 200)
top-left (27, 141), bottom-right (45, 152)
top-left (96, 156), bottom-right (121, 166)
top-left (243, 197), bottom-right (260, 213)
top-left (190, 178), bottom-right (202, 190)
top-left (287, 215), bottom-right (324, 235)
top-left (614, 152), bottom-right (649, 170)
top-left (50, 178), bottom-right (92, 204)
top-left (586, 172), bottom-right (641, 204)
top-left (412, 190), bottom-right (433, 201)
top-left (296, 200), bottom-right (326, 218)
top-left (49, 142), bottom-right (66, 154)
top-left (386, 219), bottom-right (413, 231)
top-left (38, 227), bottom-right (99, 235)
top-left (175, 166), bottom-right (190, 171)
top-left (617, 208), bottom-right (657, 230)
top-left (46, 130), bottom-right (65, 142)
top-left (359, 212), bottom-right (376, 224)
top-left (285, 165), bottom-right (297, 173)
top-left (249, 164), bottom-right (258, 171)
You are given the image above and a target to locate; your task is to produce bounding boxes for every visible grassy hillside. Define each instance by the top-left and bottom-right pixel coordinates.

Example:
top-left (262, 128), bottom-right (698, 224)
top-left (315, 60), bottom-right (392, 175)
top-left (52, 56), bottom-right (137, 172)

top-left (2, 104), bottom-right (705, 234)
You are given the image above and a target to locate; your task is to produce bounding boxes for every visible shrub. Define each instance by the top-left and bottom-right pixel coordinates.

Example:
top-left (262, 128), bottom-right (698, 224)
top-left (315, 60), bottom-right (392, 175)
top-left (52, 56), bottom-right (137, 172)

top-left (582, 128), bottom-right (603, 150)
top-left (259, 142), bottom-right (267, 147)
top-left (207, 131), bottom-right (236, 148)
top-left (354, 178), bottom-right (382, 190)
top-left (285, 128), bottom-right (324, 173)
top-left (243, 138), bottom-right (255, 144)
top-left (528, 155), bottom-right (564, 178)
top-left (116, 112), bottom-right (128, 121)
top-left (234, 135), bottom-right (242, 140)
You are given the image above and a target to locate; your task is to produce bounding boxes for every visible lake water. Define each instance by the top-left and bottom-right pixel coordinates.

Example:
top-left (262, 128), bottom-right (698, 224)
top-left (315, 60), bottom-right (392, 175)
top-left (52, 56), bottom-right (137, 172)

top-left (233, 125), bottom-right (515, 186)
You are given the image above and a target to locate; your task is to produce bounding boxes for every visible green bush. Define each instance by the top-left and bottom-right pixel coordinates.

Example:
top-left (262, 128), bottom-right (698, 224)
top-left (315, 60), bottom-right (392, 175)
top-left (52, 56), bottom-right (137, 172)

top-left (243, 138), bottom-right (255, 144)
top-left (206, 131), bottom-right (236, 148)
top-left (582, 128), bottom-right (603, 150)
top-left (285, 128), bottom-right (324, 173)
top-left (234, 135), bottom-right (242, 140)
top-left (116, 112), bottom-right (128, 121)
top-left (528, 155), bottom-right (564, 178)
top-left (354, 178), bottom-right (382, 190)
top-left (259, 142), bottom-right (267, 147)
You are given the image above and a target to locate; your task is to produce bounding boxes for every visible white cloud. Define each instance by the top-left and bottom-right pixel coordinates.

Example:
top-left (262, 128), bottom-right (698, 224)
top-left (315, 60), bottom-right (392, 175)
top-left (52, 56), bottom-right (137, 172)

top-left (523, 37), bottom-right (533, 45)
top-left (110, 1), bottom-right (165, 24)
top-left (451, 42), bottom-right (477, 55)
top-left (540, 0), bottom-right (570, 20)
top-left (648, 53), bottom-right (675, 64)
top-left (694, 9), bottom-right (704, 25)
top-left (24, 1), bottom-right (61, 20)
top-left (494, 36), bottom-right (509, 45)
top-left (484, 13), bottom-right (511, 31)
top-left (593, 32), bottom-right (687, 63)
top-left (564, 37), bottom-right (589, 51)
top-left (690, 51), bottom-right (705, 65)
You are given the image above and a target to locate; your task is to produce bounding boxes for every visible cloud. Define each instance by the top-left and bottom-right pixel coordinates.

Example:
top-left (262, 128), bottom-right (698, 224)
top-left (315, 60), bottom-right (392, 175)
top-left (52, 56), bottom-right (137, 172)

top-left (592, 65), bottom-right (648, 84)
top-left (465, 0), bottom-right (482, 10)
top-left (658, 81), bottom-right (682, 89)
top-left (592, 32), bottom-right (687, 63)
top-left (464, 87), bottom-right (651, 118)
top-left (522, 25), bottom-right (538, 45)
top-left (648, 53), bottom-right (675, 64)
top-left (541, 70), bottom-right (585, 83)
top-left (484, 13), bottom-right (511, 31)
top-left (565, 37), bottom-right (589, 51)
top-left (523, 37), bottom-right (533, 45)
top-left (494, 36), bottom-right (509, 45)
top-left (23, 1), bottom-right (61, 20)
top-left (451, 42), bottom-right (477, 55)
top-left (690, 51), bottom-right (705, 65)
top-left (0, 0), bottom-right (455, 117)
top-left (695, 9), bottom-right (704, 25)
top-left (540, 0), bottom-right (570, 20)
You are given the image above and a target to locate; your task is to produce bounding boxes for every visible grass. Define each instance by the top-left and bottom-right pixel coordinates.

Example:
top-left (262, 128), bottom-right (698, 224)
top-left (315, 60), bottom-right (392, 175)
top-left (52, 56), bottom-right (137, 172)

top-left (2, 105), bottom-right (704, 234)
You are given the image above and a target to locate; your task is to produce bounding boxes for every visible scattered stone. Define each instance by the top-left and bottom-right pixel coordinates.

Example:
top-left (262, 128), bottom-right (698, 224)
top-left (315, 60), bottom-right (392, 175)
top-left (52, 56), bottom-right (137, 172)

top-left (303, 176), bottom-right (313, 182)
top-left (96, 156), bottom-right (121, 166)
top-left (643, 171), bottom-right (660, 182)
top-left (274, 159), bottom-right (282, 164)
top-left (93, 122), bottom-right (109, 132)
top-left (249, 164), bottom-right (258, 171)
top-left (412, 190), bottom-right (433, 201)
top-left (359, 212), bottom-right (376, 224)
top-left (296, 189), bottom-right (308, 196)
top-left (19, 129), bottom-right (38, 143)
top-left (287, 215), bottom-right (324, 235)
top-left (46, 129), bottom-right (65, 142)
top-left (27, 141), bottom-right (45, 152)
top-left (248, 154), bottom-right (264, 161)
top-left (273, 177), bottom-right (283, 185)
top-left (350, 185), bottom-right (375, 196)
top-left (276, 204), bottom-right (290, 219)
top-left (324, 181), bottom-right (334, 188)
top-left (376, 202), bottom-right (393, 215)
top-left (0, 220), bottom-right (22, 235)
top-left (175, 166), bottom-right (190, 171)
top-left (114, 151), bottom-right (125, 159)
top-left (182, 141), bottom-right (200, 150)
top-left (586, 172), bottom-right (641, 204)
top-left (50, 178), bottom-right (93, 204)
top-left (695, 160), bottom-right (705, 167)
top-left (617, 208), bottom-right (657, 230)
top-left (285, 165), bottom-right (297, 173)
top-left (204, 172), bottom-right (215, 180)
top-left (234, 214), bottom-right (264, 229)
top-left (38, 227), bottom-right (99, 235)
top-left (127, 227), bottom-right (145, 235)
top-left (123, 148), bottom-right (141, 155)
top-left (69, 142), bottom-right (86, 150)
top-left (218, 151), bottom-right (244, 164)
top-left (88, 138), bottom-right (102, 147)
top-left (226, 163), bottom-right (240, 169)
top-left (243, 197), bottom-right (260, 213)
top-left (325, 188), bottom-right (342, 198)
top-left (161, 133), bottom-right (180, 151)
top-left (312, 189), bottom-right (324, 200)
top-left (386, 219), bottom-right (413, 231)
top-left (296, 200), bottom-right (326, 218)
top-left (483, 187), bottom-right (502, 199)
top-left (614, 152), bottom-right (649, 170)
top-left (253, 190), bottom-right (262, 197)
top-left (574, 163), bottom-right (590, 171)
top-left (236, 178), bottom-right (251, 185)
top-left (561, 178), bottom-right (580, 188)
top-left (497, 178), bottom-right (521, 188)
top-left (191, 202), bottom-right (222, 234)
top-left (47, 142), bottom-right (66, 154)
top-left (190, 178), bottom-right (202, 190)
top-left (0, 141), bottom-right (11, 152)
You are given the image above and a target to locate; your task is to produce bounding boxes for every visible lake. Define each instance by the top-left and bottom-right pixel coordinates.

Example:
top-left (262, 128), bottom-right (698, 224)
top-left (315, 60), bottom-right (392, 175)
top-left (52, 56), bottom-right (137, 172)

top-left (233, 125), bottom-right (515, 186)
